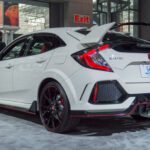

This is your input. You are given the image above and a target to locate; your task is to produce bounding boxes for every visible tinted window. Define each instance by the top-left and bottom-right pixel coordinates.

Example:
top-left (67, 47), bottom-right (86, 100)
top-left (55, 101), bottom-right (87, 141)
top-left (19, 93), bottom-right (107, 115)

top-left (27, 34), bottom-right (66, 56)
top-left (2, 39), bottom-right (27, 60)
top-left (103, 32), bottom-right (150, 44)
top-left (76, 29), bottom-right (90, 35)
top-left (103, 32), bottom-right (150, 53)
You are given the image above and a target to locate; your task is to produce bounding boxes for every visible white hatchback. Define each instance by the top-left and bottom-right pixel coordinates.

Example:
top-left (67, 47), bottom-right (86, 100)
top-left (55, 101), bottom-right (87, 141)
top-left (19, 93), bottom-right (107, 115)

top-left (0, 22), bottom-right (150, 133)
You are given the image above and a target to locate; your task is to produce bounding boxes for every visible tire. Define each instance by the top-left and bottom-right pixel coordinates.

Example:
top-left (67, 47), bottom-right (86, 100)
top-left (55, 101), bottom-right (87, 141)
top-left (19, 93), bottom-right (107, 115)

top-left (39, 81), bottom-right (80, 133)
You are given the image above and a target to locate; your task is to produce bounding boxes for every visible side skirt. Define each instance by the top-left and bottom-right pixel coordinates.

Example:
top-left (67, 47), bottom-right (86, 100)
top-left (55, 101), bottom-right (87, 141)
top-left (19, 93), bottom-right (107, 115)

top-left (0, 101), bottom-right (38, 115)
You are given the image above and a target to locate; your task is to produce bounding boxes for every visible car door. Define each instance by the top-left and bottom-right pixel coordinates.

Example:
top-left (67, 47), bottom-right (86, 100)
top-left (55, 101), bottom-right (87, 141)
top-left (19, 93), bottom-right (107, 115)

top-left (0, 37), bottom-right (28, 102)
top-left (12, 33), bottom-right (61, 104)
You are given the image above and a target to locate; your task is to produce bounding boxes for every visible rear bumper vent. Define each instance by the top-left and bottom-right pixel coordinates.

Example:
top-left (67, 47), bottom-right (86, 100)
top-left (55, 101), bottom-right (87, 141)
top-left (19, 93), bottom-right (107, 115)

top-left (89, 81), bottom-right (127, 104)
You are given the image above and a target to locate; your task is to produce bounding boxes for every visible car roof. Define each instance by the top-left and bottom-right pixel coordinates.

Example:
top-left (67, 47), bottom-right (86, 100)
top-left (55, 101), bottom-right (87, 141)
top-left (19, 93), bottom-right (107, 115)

top-left (16, 27), bottom-right (86, 43)
top-left (23, 27), bottom-right (85, 36)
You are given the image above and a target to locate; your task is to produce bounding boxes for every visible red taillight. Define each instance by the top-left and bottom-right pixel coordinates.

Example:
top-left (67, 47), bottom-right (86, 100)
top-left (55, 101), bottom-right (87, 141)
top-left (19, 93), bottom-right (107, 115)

top-left (98, 44), bottom-right (109, 51)
top-left (72, 44), bottom-right (113, 72)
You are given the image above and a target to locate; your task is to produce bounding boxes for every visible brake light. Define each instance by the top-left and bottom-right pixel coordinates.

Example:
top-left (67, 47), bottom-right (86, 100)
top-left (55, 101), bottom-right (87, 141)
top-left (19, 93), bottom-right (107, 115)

top-left (98, 44), bottom-right (109, 51)
top-left (72, 44), bottom-right (113, 72)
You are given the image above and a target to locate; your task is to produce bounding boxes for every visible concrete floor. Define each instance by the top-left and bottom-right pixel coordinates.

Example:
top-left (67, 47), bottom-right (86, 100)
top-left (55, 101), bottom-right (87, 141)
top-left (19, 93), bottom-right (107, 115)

top-left (0, 109), bottom-right (150, 150)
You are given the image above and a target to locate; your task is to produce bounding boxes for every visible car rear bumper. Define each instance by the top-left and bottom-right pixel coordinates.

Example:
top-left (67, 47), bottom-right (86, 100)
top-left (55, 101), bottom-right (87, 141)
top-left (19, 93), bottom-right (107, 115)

top-left (71, 100), bottom-right (150, 118)
top-left (69, 68), bottom-right (150, 113)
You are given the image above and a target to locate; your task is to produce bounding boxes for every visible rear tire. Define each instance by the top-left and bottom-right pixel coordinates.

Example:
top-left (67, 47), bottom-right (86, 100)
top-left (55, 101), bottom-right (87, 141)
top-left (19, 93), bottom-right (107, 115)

top-left (39, 81), bottom-right (80, 133)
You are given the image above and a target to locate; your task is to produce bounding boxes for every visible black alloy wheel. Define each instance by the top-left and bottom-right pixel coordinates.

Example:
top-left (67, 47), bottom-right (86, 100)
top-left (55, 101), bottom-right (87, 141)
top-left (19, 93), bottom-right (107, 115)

top-left (39, 81), bottom-right (79, 133)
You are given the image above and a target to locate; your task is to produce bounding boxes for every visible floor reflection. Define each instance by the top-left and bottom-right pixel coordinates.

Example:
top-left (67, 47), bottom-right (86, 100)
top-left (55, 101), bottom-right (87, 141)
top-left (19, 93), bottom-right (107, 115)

top-left (1, 107), bottom-right (150, 136)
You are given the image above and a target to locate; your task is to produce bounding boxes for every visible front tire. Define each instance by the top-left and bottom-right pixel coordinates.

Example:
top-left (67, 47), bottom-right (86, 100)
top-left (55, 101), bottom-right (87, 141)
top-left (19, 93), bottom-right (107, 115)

top-left (39, 81), bottom-right (79, 133)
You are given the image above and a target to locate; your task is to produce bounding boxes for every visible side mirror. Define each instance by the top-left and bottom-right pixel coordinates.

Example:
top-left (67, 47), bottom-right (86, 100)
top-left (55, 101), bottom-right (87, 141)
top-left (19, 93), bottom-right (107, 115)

top-left (0, 42), bottom-right (6, 51)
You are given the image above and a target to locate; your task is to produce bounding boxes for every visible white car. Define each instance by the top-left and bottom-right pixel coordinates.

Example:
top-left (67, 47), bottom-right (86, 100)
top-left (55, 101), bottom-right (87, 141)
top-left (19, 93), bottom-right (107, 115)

top-left (0, 22), bottom-right (150, 133)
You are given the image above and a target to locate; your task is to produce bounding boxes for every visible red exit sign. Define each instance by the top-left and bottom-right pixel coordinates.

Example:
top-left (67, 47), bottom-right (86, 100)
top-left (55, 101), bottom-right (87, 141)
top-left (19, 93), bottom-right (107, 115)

top-left (74, 14), bottom-right (90, 24)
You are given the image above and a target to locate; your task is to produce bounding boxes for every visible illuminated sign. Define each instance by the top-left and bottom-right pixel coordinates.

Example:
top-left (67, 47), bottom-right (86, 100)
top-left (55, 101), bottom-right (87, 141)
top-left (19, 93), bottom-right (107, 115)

top-left (74, 14), bottom-right (90, 24)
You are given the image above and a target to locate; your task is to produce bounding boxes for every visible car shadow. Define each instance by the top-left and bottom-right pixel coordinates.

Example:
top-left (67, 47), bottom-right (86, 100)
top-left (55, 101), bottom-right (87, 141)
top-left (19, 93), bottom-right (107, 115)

top-left (0, 108), bottom-right (150, 136)
top-left (72, 117), bottom-right (150, 136)
top-left (0, 108), bottom-right (41, 124)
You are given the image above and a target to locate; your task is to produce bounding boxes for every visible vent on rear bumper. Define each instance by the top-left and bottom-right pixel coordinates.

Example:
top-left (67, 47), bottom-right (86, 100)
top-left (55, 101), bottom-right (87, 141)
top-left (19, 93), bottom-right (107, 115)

top-left (89, 81), bottom-right (127, 104)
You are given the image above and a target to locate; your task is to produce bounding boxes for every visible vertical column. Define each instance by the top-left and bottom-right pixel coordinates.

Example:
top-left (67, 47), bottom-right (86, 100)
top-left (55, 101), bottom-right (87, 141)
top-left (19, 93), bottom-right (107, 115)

top-left (49, 3), bottom-right (64, 27)
top-left (107, 0), bottom-right (111, 23)
top-left (49, 0), bottom-right (93, 28)
top-left (2, 30), bottom-right (14, 45)
top-left (64, 0), bottom-right (93, 27)
top-left (139, 0), bottom-right (150, 40)
top-left (3, 30), bottom-right (8, 45)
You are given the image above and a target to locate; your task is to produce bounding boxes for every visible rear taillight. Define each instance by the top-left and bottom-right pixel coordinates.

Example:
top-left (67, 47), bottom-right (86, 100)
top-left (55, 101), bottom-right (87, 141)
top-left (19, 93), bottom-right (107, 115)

top-left (72, 44), bottom-right (113, 72)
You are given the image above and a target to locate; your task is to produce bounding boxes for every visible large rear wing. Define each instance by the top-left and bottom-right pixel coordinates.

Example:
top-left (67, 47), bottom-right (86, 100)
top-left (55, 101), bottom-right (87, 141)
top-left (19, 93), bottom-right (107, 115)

top-left (67, 22), bottom-right (150, 47)
top-left (67, 22), bottom-right (115, 47)
top-left (111, 22), bottom-right (150, 30)
top-left (80, 22), bottom-right (115, 46)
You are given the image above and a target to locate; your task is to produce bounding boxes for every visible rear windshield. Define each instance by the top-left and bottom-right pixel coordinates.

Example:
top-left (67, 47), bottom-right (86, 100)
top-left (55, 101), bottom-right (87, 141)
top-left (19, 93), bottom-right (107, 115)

top-left (103, 32), bottom-right (150, 44)
top-left (76, 29), bottom-right (150, 53)
top-left (103, 32), bottom-right (150, 53)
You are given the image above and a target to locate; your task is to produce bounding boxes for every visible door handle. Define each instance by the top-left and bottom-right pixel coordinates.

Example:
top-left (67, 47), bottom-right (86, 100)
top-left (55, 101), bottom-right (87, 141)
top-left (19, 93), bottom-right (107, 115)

top-left (36, 59), bottom-right (46, 64)
top-left (5, 64), bottom-right (13, 69)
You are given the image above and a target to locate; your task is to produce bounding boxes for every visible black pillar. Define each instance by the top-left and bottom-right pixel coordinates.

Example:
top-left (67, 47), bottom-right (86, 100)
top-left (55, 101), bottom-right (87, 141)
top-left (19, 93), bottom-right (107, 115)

top-left (49, 3), bottom-right (65, 27)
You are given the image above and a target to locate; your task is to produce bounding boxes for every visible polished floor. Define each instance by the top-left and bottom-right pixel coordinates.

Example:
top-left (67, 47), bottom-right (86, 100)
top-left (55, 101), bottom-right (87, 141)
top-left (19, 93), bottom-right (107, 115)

top-left (0, 109), bottom-right (149, 150)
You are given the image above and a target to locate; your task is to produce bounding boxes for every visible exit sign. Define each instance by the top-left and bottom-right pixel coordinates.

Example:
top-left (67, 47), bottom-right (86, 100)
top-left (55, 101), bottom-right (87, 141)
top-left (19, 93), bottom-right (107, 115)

top-left (74, 14), bottom-right (90, 24)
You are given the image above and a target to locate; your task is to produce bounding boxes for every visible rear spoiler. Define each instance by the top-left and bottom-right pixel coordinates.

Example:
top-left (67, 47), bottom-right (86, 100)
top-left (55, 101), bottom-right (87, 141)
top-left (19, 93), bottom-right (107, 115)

top-left (80, 22), bottom-right (115, 46)
top-left (67, 22), bottom-right (150, 46)
top-left (67, 22), bottom-right (115, 47)
top-left (111, 22), bottom-right (150, 30)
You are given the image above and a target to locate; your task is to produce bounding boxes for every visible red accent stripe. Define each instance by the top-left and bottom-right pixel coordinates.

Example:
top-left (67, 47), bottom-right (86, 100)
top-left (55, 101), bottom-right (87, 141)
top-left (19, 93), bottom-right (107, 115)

top-left (93, 83), bottom-right (99, 103)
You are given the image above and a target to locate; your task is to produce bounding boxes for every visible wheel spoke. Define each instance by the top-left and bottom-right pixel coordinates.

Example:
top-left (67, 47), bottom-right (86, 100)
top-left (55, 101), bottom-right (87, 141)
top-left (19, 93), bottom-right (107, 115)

top-left (46, 116), bottom-right (52, 126)
top-left (43, 93), bottom-right (52, 105)
top-left (41, 105), bottom-right (49, 110)
top-left (52, 117), bottom-right (56, 129)
top-left (43, 93), bottom-right (49, 101)
top-left (54, 113), bottom-right (62, 124)
top-left (58, 104), bottom-right (64, 111)
top-left (56, 94), bottom-right (61, 101)
top-left (40, 84), bottom-right (67, 130)
top-left (42, 110), bottom-right (49, 117)
top-left (47, 88), bottom-right (53, 100)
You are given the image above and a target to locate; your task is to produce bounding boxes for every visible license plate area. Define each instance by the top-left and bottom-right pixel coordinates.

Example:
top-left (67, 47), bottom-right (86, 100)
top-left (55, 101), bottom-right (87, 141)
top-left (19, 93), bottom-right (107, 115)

top-left (140, 65), bottom-right (150, 78)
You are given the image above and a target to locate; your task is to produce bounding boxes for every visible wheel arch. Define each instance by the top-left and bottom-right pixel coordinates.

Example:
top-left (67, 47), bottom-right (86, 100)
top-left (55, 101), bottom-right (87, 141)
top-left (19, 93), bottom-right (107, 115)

top-left (37, 72), bottom-right (78, 111)
top-left (38, 78), bottom-right (56, 100)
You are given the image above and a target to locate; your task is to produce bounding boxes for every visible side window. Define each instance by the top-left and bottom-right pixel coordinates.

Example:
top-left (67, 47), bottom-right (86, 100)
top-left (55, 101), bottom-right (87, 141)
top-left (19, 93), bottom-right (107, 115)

top-left (2, 39), bottom-right (27, 60)
top-left (27, 34), bottom-right (66, 56)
